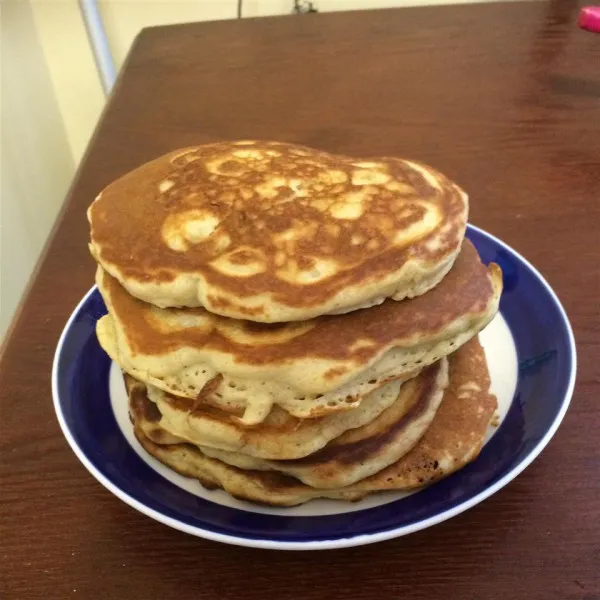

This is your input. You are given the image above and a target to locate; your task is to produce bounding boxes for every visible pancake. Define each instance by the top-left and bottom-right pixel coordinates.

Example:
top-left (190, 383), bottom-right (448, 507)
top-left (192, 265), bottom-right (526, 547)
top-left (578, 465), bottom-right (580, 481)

top-left (133, 358), bottom-right (448, 484)
top-left (88, 141), bottom-right (468, 322)
top-left (127, 374), bottom-right (408, 460)
top-left (132, 423), bottom-right (366, 505)
top-left (131, 338), bottom-right (496, 506)
top-left (96, 240), bottom-right (502, 423)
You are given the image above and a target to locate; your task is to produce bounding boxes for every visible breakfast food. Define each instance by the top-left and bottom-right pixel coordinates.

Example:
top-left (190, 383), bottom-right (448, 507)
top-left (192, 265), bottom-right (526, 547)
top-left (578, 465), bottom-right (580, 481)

top-left (90, 141), bottom-right (502, 507)
top-left (88, 141), bottom-right (468, 322)
top-left (129, 339), bottom-right (496, 506)
top-left (158, 358), bottom-right (450, 487)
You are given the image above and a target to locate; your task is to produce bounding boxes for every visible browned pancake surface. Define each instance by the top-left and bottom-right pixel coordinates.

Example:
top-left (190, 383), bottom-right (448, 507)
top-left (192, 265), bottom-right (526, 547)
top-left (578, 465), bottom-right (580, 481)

top-left (89, 141), bottom-right (467, 319)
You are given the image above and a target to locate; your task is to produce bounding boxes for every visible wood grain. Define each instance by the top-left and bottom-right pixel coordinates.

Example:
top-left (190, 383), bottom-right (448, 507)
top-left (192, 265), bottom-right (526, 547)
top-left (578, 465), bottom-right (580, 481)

top-left (1, 2), bottom-right (599, 598)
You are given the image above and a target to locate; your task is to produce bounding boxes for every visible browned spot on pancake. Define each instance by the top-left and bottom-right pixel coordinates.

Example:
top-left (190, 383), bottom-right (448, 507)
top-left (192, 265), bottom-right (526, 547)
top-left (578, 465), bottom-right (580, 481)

top-left (126, 376), bottom-right (163, 423)
top-left (196, 479), bottom-right (220, 491)
top-left (302, 402), bottom-right (356, 419)
top-left (242, 321), bottom-right (291, 334)
top-left (123, 373), bottom-right (141, 395)
top-left (145, 427), bottom-right (171, 444)
top-left (219, 160), bottom-right (243, 174)
top-left (140, 395), bottom-right (162, 423)
top-left (207, 294), bottom-right (265, 316)
top-left (235, 469), bottom-right (308, 493)
top-left (323, 366), bottom-right (348, 380)
top-left (192, 373), bottom-right (224, 411)
top-left (164, 392), bottom-right (245, 422)
top-left (194, 398), bottom-right (246, 419)
top-left (228, 250), bottom-right (255, 265)
top-left (207, 294), bottom-right (233, 309)
top-left (161, 394), bottom-right (194, 412)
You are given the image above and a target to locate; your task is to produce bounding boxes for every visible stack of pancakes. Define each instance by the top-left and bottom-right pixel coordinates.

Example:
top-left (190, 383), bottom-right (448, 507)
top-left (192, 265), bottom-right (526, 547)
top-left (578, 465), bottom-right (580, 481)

top-left (88, 141), bottom-right (503, 507)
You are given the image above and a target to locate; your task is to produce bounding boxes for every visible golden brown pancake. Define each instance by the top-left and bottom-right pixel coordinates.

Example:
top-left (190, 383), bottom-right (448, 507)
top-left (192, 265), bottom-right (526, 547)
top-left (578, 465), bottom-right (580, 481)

top-left (97, 241), bottom-right (502, 422)
top-left (132, 423), bottom-right (366, 505)
top-left (131, 338), bottom-right (498, 506)
top-left (88, 141), bottom-right (468, 322)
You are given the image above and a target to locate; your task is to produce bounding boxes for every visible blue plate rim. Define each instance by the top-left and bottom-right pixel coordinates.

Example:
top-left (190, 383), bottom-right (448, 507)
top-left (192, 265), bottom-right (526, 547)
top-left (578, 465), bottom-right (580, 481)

top-left (51, 225), bottom-right (577, 550)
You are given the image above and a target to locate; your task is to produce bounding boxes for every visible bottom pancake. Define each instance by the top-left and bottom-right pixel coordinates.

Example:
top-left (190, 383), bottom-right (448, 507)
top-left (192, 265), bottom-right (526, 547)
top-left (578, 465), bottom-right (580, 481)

top-left (133, 423), bottom-right (365, 506)
top-left (129, 337), bottom-right (497, 506)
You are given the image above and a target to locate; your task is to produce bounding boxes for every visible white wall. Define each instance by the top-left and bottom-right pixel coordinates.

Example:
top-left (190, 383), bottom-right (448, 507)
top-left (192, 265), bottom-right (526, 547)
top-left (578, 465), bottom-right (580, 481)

top-left (99, 1), bottom-right (237, 68)
top-left (32, 0), bottom-right (105, 163)
top-left (0, 0), bottom-right (78, 339)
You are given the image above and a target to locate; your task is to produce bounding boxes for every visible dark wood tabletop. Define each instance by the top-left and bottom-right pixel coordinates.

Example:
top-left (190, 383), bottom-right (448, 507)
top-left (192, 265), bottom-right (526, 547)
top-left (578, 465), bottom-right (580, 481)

top-left (2, 2), bottom-right (599, 598)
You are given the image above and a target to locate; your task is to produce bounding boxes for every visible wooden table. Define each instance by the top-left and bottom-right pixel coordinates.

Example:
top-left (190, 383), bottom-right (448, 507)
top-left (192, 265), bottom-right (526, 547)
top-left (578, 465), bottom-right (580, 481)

top-left (2, 2), bottom-right (599, 598)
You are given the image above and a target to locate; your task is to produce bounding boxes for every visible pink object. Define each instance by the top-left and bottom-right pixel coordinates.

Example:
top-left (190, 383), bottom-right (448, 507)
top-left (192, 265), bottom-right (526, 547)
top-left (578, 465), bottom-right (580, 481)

top-left (579, 6), bottom-right (600, 32)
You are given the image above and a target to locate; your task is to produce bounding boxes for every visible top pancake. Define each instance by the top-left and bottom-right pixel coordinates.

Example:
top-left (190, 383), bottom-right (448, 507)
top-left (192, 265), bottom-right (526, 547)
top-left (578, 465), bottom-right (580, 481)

top-left (88, 141), bottom-right (468, 322)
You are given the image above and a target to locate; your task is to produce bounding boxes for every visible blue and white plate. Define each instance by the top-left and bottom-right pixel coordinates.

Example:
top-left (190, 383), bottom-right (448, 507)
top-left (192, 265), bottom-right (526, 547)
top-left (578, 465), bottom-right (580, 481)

top-left (52, 226), bottom-right (576, 550)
